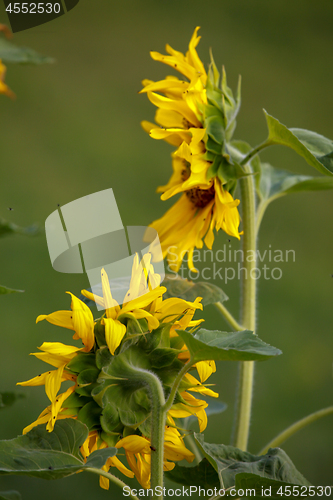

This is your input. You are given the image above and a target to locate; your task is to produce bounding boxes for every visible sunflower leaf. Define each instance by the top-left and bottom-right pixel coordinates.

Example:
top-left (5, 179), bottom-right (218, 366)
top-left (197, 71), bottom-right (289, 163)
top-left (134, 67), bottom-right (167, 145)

top-left (258, 163), bottom-right (333, 202)
top-left (0, 420), bottom-right (116, 479)
top-left (264, 111), bottom-right (333, 176)
top-left (194, 434), bottom-right (311, 490)
top-left (176, 328), bottom-right (282, 363)
top-left (0, 38), bottom-right (54, 64)
top-left (162, 274), bottom-right (228, 306)
top-left (165, 457), bottom-right (220, 488)
top-left (235, 473), bottom-right (312, 498)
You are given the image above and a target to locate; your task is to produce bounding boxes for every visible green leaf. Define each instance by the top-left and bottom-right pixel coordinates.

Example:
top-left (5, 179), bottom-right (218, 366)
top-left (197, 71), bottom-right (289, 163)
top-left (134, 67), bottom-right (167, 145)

top-left (0, 491), bottom-right (22, 500)
top-left (194, 434), bottom-right (311, 490)
top-left (162, 274), bottom-right (228, 306)
top-left (235, 473), bottom-right (311, 499)
top-left (166, 458), bottom-right (220, 488)
top-left (0, 38), bottom-right (54, 64)
top-left (259, 163), bottom-right (333, 202)
top-left (0, 420), bottom-right (116, 479)
top-left (0, 285), bottom-right (24, 295)
top-left (264, 111), bottom-right (333, 176)
top-left (77, 401), bottom-right (102, 431)
top-left (0, 392), bottom-right (24, 409)
top-left (0, 218), bottom-right (39, 238)
top-left (176, 328), bottom-right (282, 363)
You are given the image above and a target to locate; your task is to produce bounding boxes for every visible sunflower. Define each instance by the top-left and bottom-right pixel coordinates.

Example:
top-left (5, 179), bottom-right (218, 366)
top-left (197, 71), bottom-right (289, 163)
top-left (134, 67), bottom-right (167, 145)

top-left (141, 27), bottom-right (244, 271)
top-left (18, 254), bottom-right (218, 489)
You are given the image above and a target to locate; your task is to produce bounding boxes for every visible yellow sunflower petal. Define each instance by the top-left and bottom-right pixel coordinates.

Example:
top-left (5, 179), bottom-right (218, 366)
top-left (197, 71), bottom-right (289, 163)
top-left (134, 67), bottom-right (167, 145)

top-left (104, 318), bottom-right (126, 355)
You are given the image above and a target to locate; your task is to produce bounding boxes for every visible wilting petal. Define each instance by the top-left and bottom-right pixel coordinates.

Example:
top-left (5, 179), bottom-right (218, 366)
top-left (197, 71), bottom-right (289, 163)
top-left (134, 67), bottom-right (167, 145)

top-left (196, 360), bottom-right (216, 383)
top-left (104, 318), bottom-right (126, 355)
top-left (36, 310), bottom-right (74, 330)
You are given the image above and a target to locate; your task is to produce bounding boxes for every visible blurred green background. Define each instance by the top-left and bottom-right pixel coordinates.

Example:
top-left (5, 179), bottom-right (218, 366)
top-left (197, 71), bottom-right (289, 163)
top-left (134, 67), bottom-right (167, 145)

top-left (1, 0), bottom-right (332, 498)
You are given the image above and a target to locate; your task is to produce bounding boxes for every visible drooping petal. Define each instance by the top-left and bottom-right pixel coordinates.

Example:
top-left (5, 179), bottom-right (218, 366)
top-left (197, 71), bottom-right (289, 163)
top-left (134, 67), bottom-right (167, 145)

top-left (66, 292), bottom-right (95, 351)
top-left (104, 318), bottom-right (126, 355)
top-left (196, 360), bottom-right (216, 383)
top-left (36, 310), bottom-right (74, 330)
top-left (101, 268), bottom-right (120, 319)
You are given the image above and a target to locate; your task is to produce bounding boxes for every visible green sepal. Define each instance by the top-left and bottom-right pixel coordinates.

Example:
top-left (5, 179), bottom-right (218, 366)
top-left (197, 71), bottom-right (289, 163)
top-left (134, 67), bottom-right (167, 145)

top-left (204, 107), bottom-right (225, 145)
top-left (62, 392), bottom-right (90, 409)
top-left (217, 158), bottom-right (250, 184)
top-left (94, 320), bottom-right (107, 348)
top-left (0, 491), bottom-right (22, 500)
top-left (206, 155), bottom-right (221, 181)
top-left (95, 346), bottom-right (113, 370)
top-left (176, 328), bottom-right (282, 363)
top-left (100, 402), bottom-right (121, 434)
top-left (101, 386), bottom-right (150, 430)
top-left (138, 322), bottom-right (172, 351)
top-left (123, 426), bottom-right (139, 438)
top-left (77, 368), bottom-right (100, 386)
top-left (162, 274), bottom-right (228, 306)
top-left (149, 347), bottom-right (181, 368)
top-left (100, 431), bottom-right (120, 448)
top-left (170, 336), bottom-right (185, 350)
top-left (258, 162), bottom-right (333, 203)
top-left (75, 382), bottom-right (100, 397)
top-left (206, 83), bottom-right (224, 114)
top-left (264, 110), bottom-right (333, 176)
top-left (208, 49), bottom-right (220, 85)
top-left (194, 434), bottom-right (311, 489)
top-left (205, 136), bottom-right (222, 155)
top-left (77, 401), bottom-right (102, 431)
top-left (66, 353), bottom-right (97, 374)
top-left (118, 313), bottom-right (148, 334)
top-left (202, 150), bottom-right (216, 162)
top-left (0, 420), bottom-right (116, 479)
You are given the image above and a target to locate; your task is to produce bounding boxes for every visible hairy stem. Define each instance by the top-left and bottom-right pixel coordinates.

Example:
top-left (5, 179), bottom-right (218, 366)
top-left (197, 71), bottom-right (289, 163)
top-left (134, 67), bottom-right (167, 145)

top-left (214, 301), bottom-right (244, 331)
top-left (163, 359), bottom-right (193, 413)
top-left (85, 468), bottom-right (139, 500)
top-left (239, 140), bottom-right (271, 167)
top-left (141, 370), bottom-right (166, 497)
top-left (233, 165), bottom-right (257, 451)
top-left (258, 406), bottom-right (333, 455)
top-left (121, 363), bottom-right (166, 498)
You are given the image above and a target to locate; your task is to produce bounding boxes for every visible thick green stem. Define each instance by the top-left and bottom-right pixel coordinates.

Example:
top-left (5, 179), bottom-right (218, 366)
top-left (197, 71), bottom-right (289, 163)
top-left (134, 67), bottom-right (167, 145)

top-left (258, 406), bottom-right (333, 455)
top-left (233, 165), bottom-right (257, 451)
top-left (214, 301), bottom-right (244, 331)
top-left (122, 364), bottom-right (166, 498)
top-left (85, 467), bottom-right (139, 500)
top-left (140, 370), bottom-right (166, 497)
top-left (163, 359), bottom-right (193, 413)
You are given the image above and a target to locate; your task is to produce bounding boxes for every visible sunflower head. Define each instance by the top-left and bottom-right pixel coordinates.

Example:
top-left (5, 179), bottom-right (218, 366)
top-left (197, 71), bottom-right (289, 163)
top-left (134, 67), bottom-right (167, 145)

top-left (18, 254), bottom-right (217, 489)
top-left (141, 27), bottom-right (248, 271)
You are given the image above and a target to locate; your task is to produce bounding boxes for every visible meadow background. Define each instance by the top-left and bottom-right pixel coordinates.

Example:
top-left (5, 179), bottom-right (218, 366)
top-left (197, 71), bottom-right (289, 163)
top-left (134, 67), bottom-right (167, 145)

top-left (0, 1), bottom-right (332, 498)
